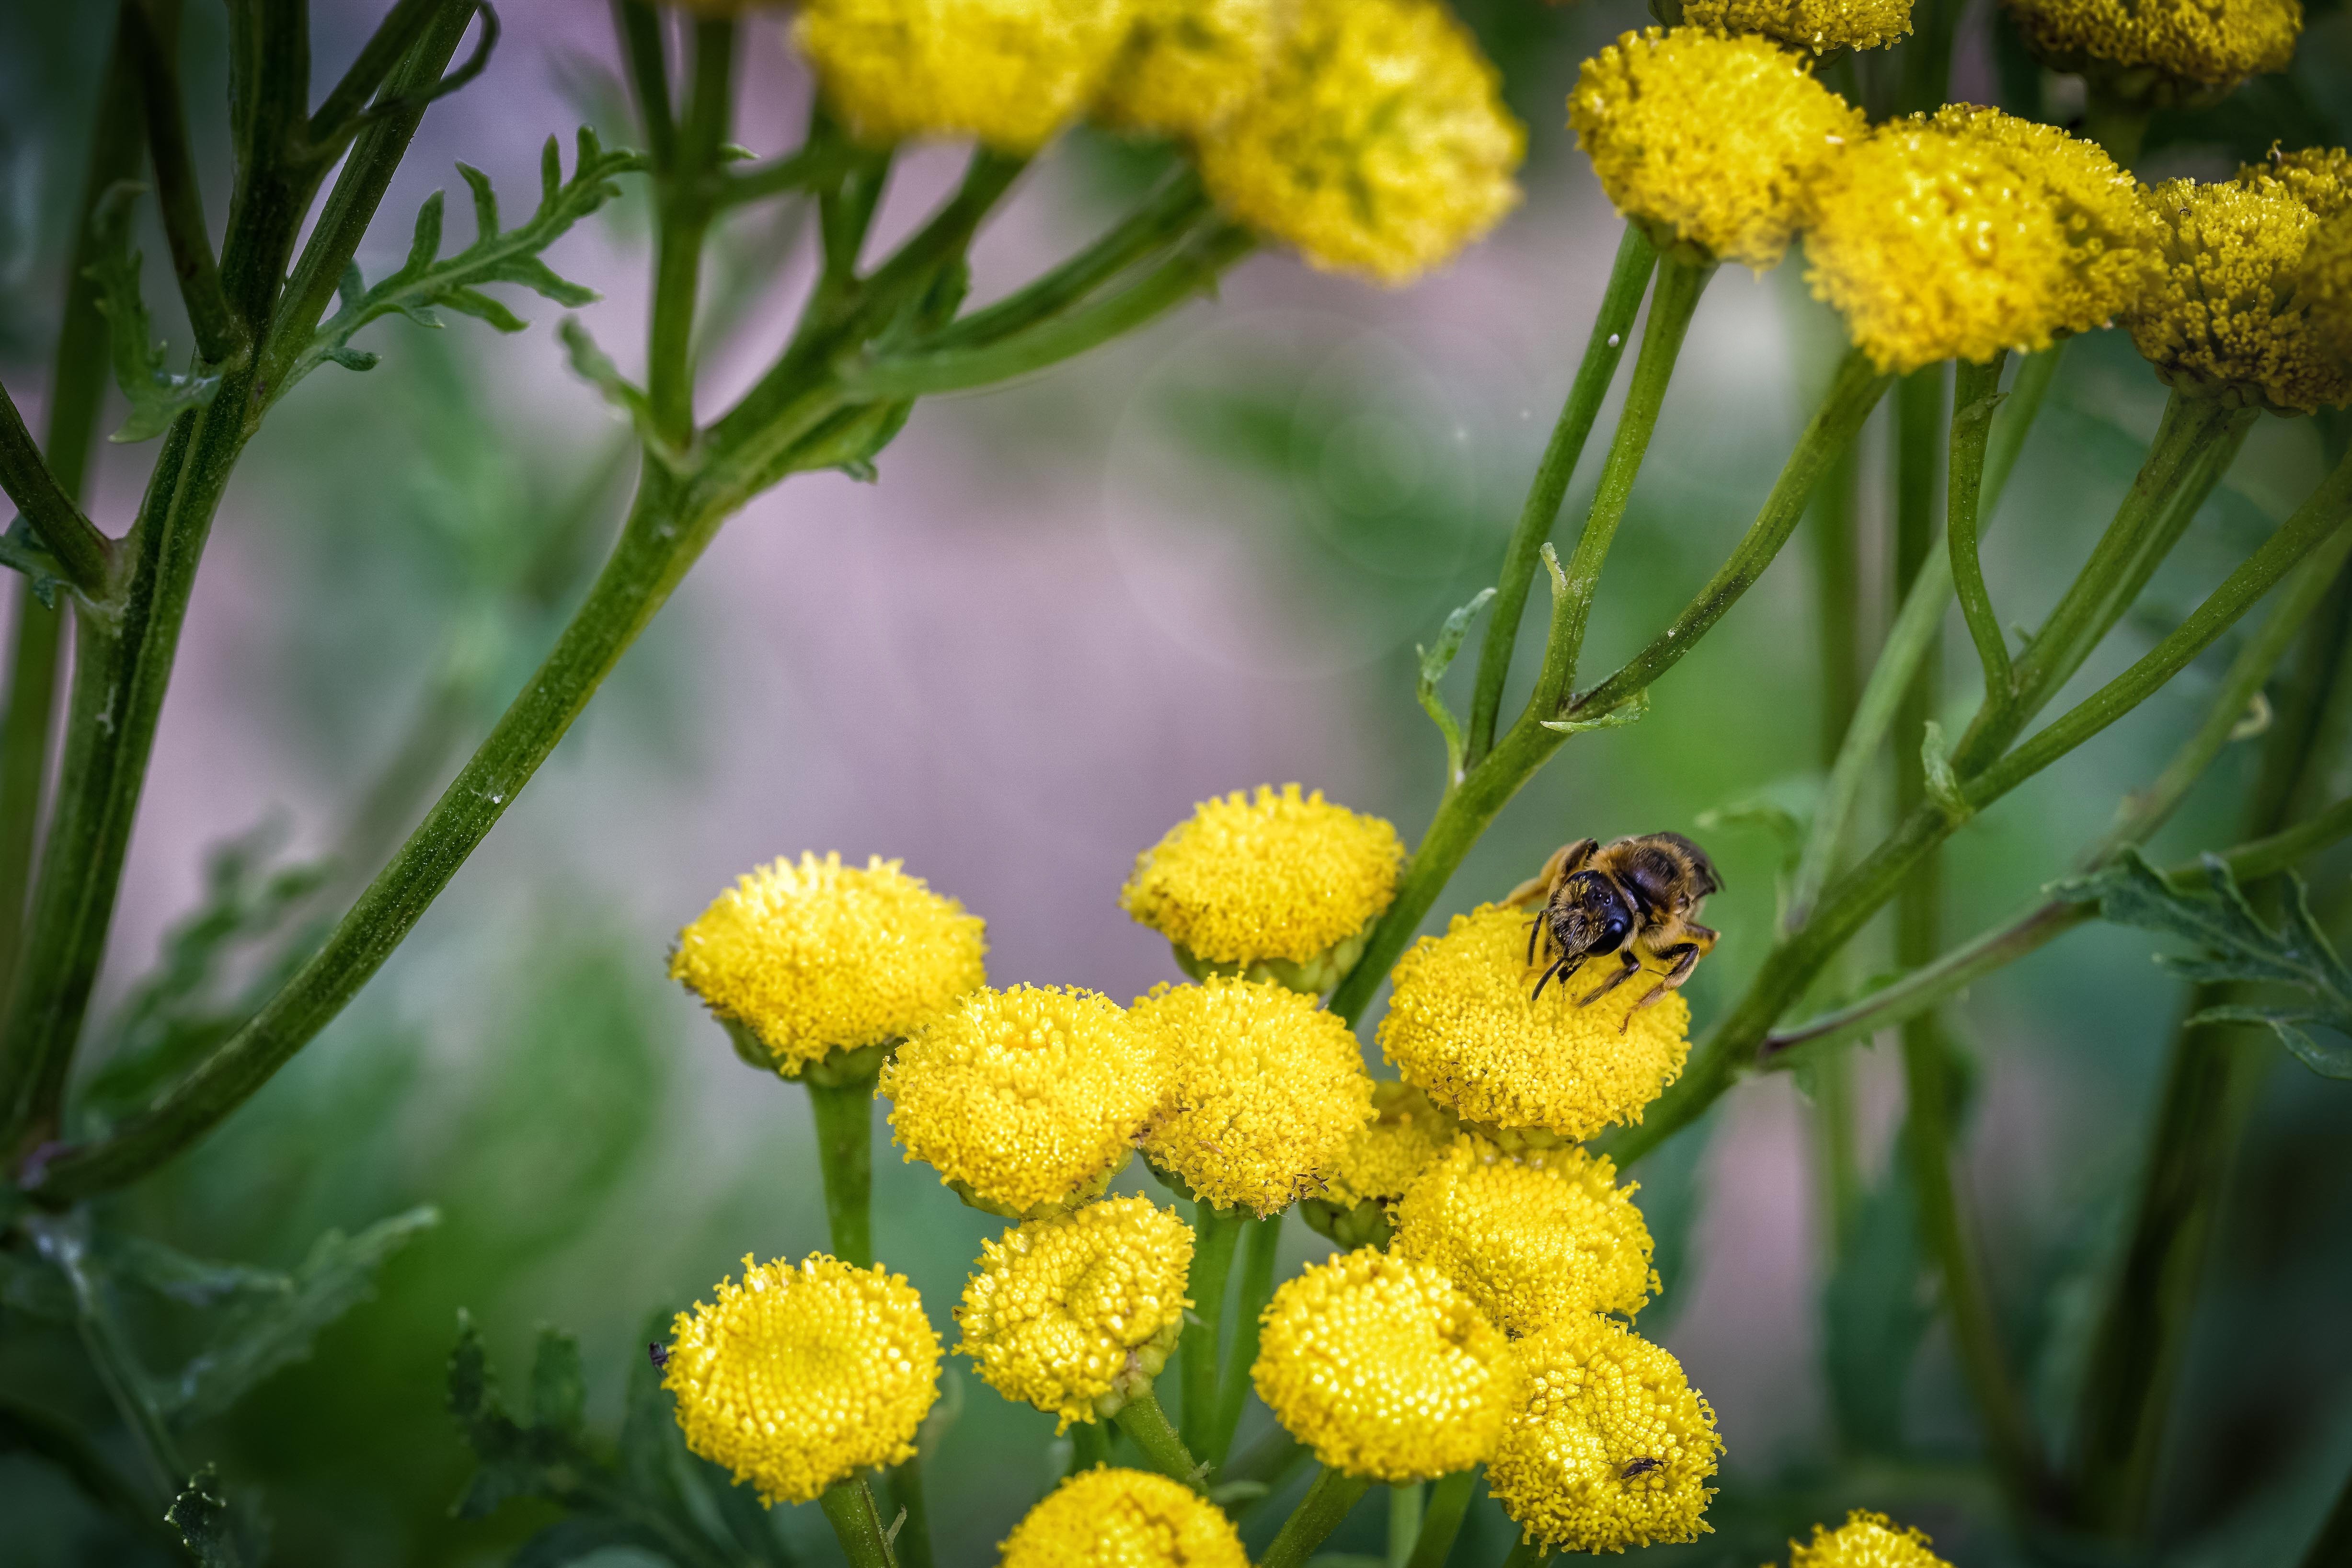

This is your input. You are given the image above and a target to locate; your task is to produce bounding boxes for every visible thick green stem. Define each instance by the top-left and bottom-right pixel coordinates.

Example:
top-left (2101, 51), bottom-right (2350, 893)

top-left (1114, 1385), bottom-right (1205, 1491)
top-left (883, 1452), bottom-right (934, 1568)
top-left (2081, 92), bottom-right (2151, 167)
top-left (612, 0), bottom-right (677, 173)
top-left (1070, 1419), bottom-right (1110, 1473)
top-left (125, 0), bottom-right (244, 366)
top-left (1497, 1538), bottom-right (1550, 1568)
top-left (1403, 1468), bottom-right (1478, 1568)
top-left (1179, 1200), bottom-right (1245, 1455)
top-left (1260, 1466), bottom-right (1372, 1568)
top-left (1388, 1484), bottom-right (1423, 1568)
top-left (819, 1475), bottom-right (898, 1568)
top-left (1209, 1209), bottom-right (1280, 1465)
top-left (2301, 1462), bottom-right (2352, 1568)
top-left (1948, 354), bottom-right (2011, 702)
top-left (805, 1068), bottom-right (876, 1267)
top-left (1464, 223), bottom-right (1656, 765)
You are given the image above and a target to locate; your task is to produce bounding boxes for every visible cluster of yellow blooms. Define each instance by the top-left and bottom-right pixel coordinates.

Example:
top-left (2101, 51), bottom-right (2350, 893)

top-left (2003, 0), bottom-right (2299, 98)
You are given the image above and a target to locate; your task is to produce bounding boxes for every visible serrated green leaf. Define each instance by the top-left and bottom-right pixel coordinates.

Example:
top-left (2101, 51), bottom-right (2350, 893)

top-left (561, 318), bottom-right (688, 470)
top-left (459, 161), bottom-right (500, 241)
top-left (1417, 586), bottom-right (1494, 689)
top-left (166, 1466), bottom-right (242, 1567)
top-left (531, 1328), bottom-right (587, 1436)
top-left (86, 182), bottom-right (223, 442)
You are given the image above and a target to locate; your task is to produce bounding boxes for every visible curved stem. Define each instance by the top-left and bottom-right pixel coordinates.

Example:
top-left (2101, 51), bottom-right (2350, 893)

top-left (883, 1452), bottom-right (934, 1568)
top-left (1069, 1419), bottom-right (1110, 1474)
top-left (819, 1475), bottom-right (898, 1568)
top-left (1464, 223), bottom-right (1656, 765)
top-left (1178, 1200), bottom-right (1244, 1456)
top-left (1209, 1209), bottom-right (1280, 1465)
top-left (1260, 1465), bottom-right (1372, 1568)
top-left (1948, 353), bottom-right (2010, 703)
top-left (0, 383), bottom-right (111, 596)
top-left (1113, 1385), bottom-right (1205, 1491)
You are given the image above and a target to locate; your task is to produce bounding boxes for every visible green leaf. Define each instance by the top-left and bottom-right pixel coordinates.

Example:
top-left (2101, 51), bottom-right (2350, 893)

top-left (2055, 848), bottom-right (2352, 1079)
top-left (531, 1327), bottom-right (588, 1436)
top-left (1414, 587), bottom-right (1493, 781)
top-left (86, 182), bottom-right (223, 443)
top-left (287, 128), bottom-right (645, 398)
top-left (166, 1466), bottom-right (243, 1567)
top-left (559, 318), bottom-right (687, 470)
top-left (1538, 687), bottom-right (1650, 736)
top-left (1920, 720), bottom-right (1970, 825)
top-left (0, 517), bottom-right (70, 608)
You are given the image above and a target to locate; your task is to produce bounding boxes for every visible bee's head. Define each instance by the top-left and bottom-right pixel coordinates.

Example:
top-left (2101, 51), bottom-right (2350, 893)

top-left (1551, 870), bottom-right (1636, 956)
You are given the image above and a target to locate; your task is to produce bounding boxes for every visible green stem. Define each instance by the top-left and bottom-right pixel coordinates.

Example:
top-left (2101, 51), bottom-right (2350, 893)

top-left (2080, 92), bottom-right (2151, 167)
top-left (611, 0), bottom-right (676, 172)
top-left (647, 18), bottom-right (733, 444)
top-left (2301, 1461), bottom-right (2352, 1568)
top-left (1388, 1483), bottom-right (1423, 1568)
top-left (1403, 1468), bottom-right (1478, 1568)
top-left (1179, 1199), bottom-right (1244, 1455)
top-left (1070, 1419), bottom-right (1110, 1474)
top-left (1498, 1541), bottom-right (1550, 1568)
top-left (1260, 1466), bottom-right (1372, 1568)
top-left (125, 0), bottom-right (245, 365)
top-left (1948, 353), bottom-right (2010, 702)
top-left (1464, 222), bottom-right (1657, 765)
top-left (818, 1475), bottom-right (899, 1568)
top-left (1208, 1209), bottom-right (1280, 1465)
top-left (1114, 1385), bottom-right (1205, 1491)
top-left (0, 382), bottom-right (111, 596)
top-left (883, 1452), bottom-right (934, 1568)
top-left (804, 1067), bottom-right (876, 1267)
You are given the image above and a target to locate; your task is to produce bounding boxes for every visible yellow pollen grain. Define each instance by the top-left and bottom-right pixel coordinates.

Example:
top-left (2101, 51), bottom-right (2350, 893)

top-left (999, 1465), bottom-right (1251, 1567)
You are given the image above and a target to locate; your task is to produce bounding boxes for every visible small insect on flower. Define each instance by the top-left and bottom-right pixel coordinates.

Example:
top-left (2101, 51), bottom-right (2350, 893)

top-left (1505, 834), bottom-right (1722, 1019)
top-left (646, 1342), bottom-right (668, 1371)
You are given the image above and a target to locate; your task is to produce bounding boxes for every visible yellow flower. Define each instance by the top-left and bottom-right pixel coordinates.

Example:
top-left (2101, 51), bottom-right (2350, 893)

top-left (1678, 0), bottom-right (1913, 53)
top-left (1131, 979), bottom-right (1373, 1215)
top-left (882, 984), bottom-right (1161, 1217)
top-left (1804, 105), bottom-right (2157, 374)
top-left (2309, 210), bottom-right (2352, 365)
top-left (1394, 1136), bottom-right (1657, 1337)
top-left (1000, 1466), bottom-right (1250, 1568)
top-left (1121, 785), bottom-right (1404, 985)
top-left (1568, 28), bottom-right (1862, 270)
top-left (1786, 1510), bottom-right (1953, 1568)
top-left (663, 1254), bottom-right (941, 1505)
top-left (1251, 1248), bottom-right (1514, 1482)
top-left (671, 853), bottom-right (987, 1078)
top-left (794, 0), bottom-right (1136, 151)
top-left (1195, 0), bottom-right (1525, 286)
top-left (2128, 150), bottom-right (2352, 413)
top-left (1377, 904), bottom-right (1690, 1142)
top-left (2002, 0), bottom-right (2299, 98)
top-left (1302, 1080), bottom-right (1459, 1248)
top-left (1488, 1315), bottom-right (1721, 1553)
top-left (1095, 0), bottom-right (1280, 138)
top-left (956, 1197), bottom-right (1193, 1431)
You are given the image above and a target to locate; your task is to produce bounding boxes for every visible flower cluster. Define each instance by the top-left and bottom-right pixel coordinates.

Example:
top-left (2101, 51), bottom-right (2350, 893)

top-left (2003, 0), bottom-right (2300, 99)
top-left (1785, 1510), bottom-right (1955, 1567)
top-left (1000, 1467), bottom-right (1249, 1567)
top-left (1303, 1079), bottom-right (1460, 1248)
top-left (1679, 0), bottom-right (1914, 53)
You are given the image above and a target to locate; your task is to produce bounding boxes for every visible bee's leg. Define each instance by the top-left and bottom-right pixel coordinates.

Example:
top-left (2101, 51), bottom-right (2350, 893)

top-left (1578, 948), bottom-right (1644, 1006)
top-left (1625, 943), bottom-right (1705, 1027)
top-left (1525, 914), bottom-right (1548, 966)
top-left (1685, 923), bottom-right (1719, 950)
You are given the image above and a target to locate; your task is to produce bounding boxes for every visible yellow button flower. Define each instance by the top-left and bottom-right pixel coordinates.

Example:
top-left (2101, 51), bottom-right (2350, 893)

top-left (1121, 785), bottom-right (1404, 986)
top-left (671, 853), bottom-right (987, 1078)
top-left (1804, 105), bottom-right (2158, 374)
top-left (1786, 1510), bottom-right (1953, 1568)
top-left (1488, 1314), bottom-right (1721, 1554)
top-left (1195, 0), bottom-right (1525, 286)
top-left (2002, 0), bottom-right (2299, 98)
top-left (956, 1197), bottom-right (1193, 1431)
top-left (1394, 1136), bottom-right (1658, 1337)
top-left (882, 984), bottom-right (1161, 1217)
top-left (663, 1254), bottom-right (941, 1505)
top-left (2129, 150), bottom-right (2352, 413)
top-left (1251, 1248), bottom-right (1514, 1482)
top-left (1095, 0), bottom-right (1279, 138)
top-left (1377, 904), bottom-right (1690, 1142)
top-left (2309, 210), bottom-right (2352, 366)
top-left (1131, 978), bottom-right (1373, 1215)
top-left (1678, 0), bottom-right (1913, 53)
top-left (794, 0), bottom-right (1136, 151)
top-left (1568, 27), bottom-right (1863, 270)
top-left (1302, 1080), bottom-right (1459, 1248)
top-left (1000, 1466), bottom-right (1250, 1568)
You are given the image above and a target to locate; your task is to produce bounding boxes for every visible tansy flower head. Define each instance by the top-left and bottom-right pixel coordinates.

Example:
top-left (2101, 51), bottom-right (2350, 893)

top-left (2002, 0), bottom-right (2299, 100)
top-left (1488, 1315), bottom-right (1721, 1553)
top-left (1568, 28), bottom-right (1863, 270)
top-left (1302, 1079), bottom-right (1459, 1248)
top-left (2128, 150), bottom-right (2352, 413)
top-left (1131, 978), bottom-right (1373, 1215)
top-left (1677, 0), bottom-right (1913, 53)
top-left (794, 0), bottom-right (1136, 152)
top-left (1377, 904), bottom-right (1690, 1142)
top-left (1787, 1510), bottom-right (1953, 1568)
top-left (1000, 1466), bottom-right (1250, 1568)
top-left (1394, 1136), bottom-right (1658, 1337)
top-left (1195, 0), bottom-right (1525, 286)
top-left (671, 853), bottom-right (987, 1078)
top-left (956, 1197), bottom-right (1193, 1431)
top-left (1095, 0), bottom-right (1280, 138)
top-left (663, 1254), bottom-right (941, 1505)
top-left (2308, 210), bottom-right (2352, 365)
top-left (882, 984), bottom-right (1161, 1217)
top-left (1805, 105), bottom-right (2158, 374)
top-left (1251, 1248), bottom-right (1514, 1482)
top-left (1121, 785), bottom-right (1404, 988)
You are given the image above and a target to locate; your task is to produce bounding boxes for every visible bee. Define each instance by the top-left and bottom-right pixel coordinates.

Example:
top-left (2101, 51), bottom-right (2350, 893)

top-left (1504, 833), bottom-right (1722, 1018)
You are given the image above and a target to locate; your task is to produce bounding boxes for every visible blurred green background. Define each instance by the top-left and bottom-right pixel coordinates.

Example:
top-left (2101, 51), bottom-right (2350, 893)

top-left (4, 2), bottom-right (2352, 1564)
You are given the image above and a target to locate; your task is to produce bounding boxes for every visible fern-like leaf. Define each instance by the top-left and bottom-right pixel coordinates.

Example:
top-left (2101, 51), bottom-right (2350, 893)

top-left (87, 182), bottom-right (223, 443)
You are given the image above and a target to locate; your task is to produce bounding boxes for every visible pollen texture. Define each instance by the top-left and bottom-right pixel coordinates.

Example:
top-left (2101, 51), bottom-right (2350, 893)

top-left (999, 1466), bottom-right (1251, 1568)
top-left (1680, 0), bottom-right (1913, 53)
top-left (1320, 1080), bottom-right (1459, 1210)
top-left (882, 984), bottom-right (1161, 1217)
top-left (1195, 0), bottom-right (1526, 286)
top-left (956, 1197), bottom-right (1194, 1431)
top-left (2309, 210), bottom-right (2352, 366)
top-left (794, 0), bottom-right (1136, 151)
top-left (1488, 1314), bottom-right (1721, 1553)
top-left (1377, 904), bottom-right (1690, 1142)
top-left (1131, 978), bottom-right (1374, 1215)
top-left (1568, 27), bottom-right (1863, 270)
top-left (1122, 785), bottom-right (1404, 968)
top-left (1251, 1248), bottom-right (1514, 1482)
top-left (663, 1254), bottom-right (941, 1505)
top-left (1804, 105), bottom-right (2159, 373)
top-left (1394, 1137), bottom-right (1658, 1337)
top-left (670, 852), bottom-right (986, 1077)
top-left (2003, 0), bottom-right (2300, 93)
top-left (1788, 1510), bottom-right (1954, 1568)
top-left (1095, 0), bottom-right (1280, 137)
top-left (2128, 150), bottom-right (2352, 412)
